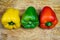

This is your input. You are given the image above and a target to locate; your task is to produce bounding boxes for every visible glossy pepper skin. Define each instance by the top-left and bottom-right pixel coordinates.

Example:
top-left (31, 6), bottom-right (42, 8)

top-left (40, 6), bottom-right (58, 29)
top-left (1, 8), bottom-right (20, 29)
top-left (21, 6), bottom-right (39, 29)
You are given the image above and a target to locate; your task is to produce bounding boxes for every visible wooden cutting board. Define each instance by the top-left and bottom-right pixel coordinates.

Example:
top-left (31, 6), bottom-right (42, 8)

top-left (0, 0), bottom-right (60, 40)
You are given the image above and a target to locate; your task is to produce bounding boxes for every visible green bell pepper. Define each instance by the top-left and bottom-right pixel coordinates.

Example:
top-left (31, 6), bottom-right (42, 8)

top-left (21, 6), bottom-right (39, 29)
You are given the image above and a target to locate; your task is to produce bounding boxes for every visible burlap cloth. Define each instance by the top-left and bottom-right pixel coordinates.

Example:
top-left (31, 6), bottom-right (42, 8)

top-left (0, 0), bottom-right (60, 40)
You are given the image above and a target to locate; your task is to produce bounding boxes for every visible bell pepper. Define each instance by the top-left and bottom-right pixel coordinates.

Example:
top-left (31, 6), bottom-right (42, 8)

top-left (1, 8), bottom-right (20, 29)
top-left (40, 6), bottom-right (58, 29)
top-left (21, 6), bottom-right (39, 29)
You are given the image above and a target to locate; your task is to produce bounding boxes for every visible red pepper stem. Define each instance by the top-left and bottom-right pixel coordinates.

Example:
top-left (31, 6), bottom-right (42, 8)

top-left (45, 22), bottom-right (52, 26)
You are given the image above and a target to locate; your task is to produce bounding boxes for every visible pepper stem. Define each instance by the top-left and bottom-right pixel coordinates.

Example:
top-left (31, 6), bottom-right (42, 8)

top-left (45, 22), bottom-right (52, 26)
top-left (8, 21), bottom-right (15, 25)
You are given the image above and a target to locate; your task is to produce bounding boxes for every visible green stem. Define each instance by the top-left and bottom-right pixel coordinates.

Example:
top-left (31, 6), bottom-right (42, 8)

top-left (45, 22), bottom-right (52, 26)
top-left (8, 21), bottom-right (15, 25)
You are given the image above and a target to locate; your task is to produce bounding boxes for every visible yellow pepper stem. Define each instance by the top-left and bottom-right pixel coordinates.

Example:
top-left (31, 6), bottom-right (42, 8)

top-left (8, 21), bottom-right (15, 25)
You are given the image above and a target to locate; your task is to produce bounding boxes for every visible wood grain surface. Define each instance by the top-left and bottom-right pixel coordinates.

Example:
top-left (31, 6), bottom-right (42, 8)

top-left (0, 0), bottom-right (60, 40)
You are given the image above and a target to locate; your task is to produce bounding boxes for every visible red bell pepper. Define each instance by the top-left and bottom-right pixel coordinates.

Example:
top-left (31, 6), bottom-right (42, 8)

top-left (40, 6), bottom-right (58, 29)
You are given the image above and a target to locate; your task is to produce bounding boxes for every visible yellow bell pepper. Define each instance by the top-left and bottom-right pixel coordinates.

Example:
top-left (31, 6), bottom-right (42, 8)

top-left (1, 8), bottom-right (20, 29)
